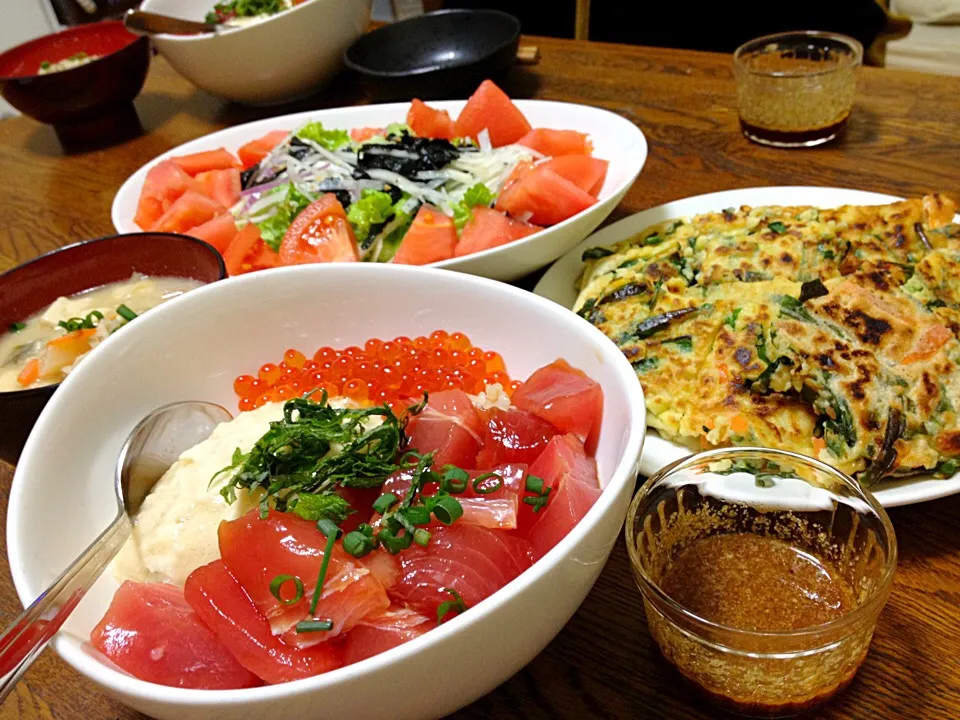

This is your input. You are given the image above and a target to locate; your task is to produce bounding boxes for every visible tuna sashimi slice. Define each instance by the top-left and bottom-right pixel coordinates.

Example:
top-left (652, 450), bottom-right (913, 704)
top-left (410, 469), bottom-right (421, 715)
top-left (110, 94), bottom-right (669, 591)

top-left (343, 605), bottom-right (433, 666)
top-left (523, 434), bottom-right (602, 557)
top-left (90, 580), bottom-right (261, 690)
top-left (184, 560), bottom-right (342, 684)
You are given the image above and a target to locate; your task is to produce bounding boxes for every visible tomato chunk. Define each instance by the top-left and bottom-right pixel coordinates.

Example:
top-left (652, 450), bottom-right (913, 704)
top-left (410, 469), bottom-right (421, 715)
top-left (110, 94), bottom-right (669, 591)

top-left (171, 148), bottom-right (242, 176)
top-left (195, 168), bottom-right (242, 209)
top-left (184, 560), bottom-right (343, 684)
top-left (523, 434), bottom-right (601, 556)
top-left (495, 166), bottom-right (596, 226)
top-left (343, 605), bottom-right (432, 666)
top-left (350, 126), bottom-right (385, 143)
top-left (404, 389), bottom-right (483, 468)
top-left (453, 80), bottom-right (532, 147)
top-left (540, 155), bottom-right (608, 197)
top-left (152, 190), bottom-right (225, 235)
top-left (455, 207), bottom-right (540, 257)
top-left (392, 204), bottom-right (457, 265)
top-left (279, 193), bottom-right (360, 265)
top-left (222, 224), bottom-right (279, 276)
top-left (237, 130), bottom-right (289, 169)
top-left (517, 128), bottom-right (593, 156)
top-left (407, 99), bottom-right (455, 140)
top-left (475, 408), bottom-right (560, 467)
top-left (134, 160), bottom-right (199, 231)
top-left (185, 213), bottom-right (239, 254)
top-left (218, 510), bottom-right (389, 647)
top-left (512, 358), bottom-right (604, 450)
top-left (90, 581), bottom-right (261, 689)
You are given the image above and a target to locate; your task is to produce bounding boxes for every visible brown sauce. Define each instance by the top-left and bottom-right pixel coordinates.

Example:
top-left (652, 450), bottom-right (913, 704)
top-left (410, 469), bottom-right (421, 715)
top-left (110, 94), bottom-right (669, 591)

top-left (661, 533), bottom-right (855, 632)
top-left (740, 115), bottom-right (849, 148)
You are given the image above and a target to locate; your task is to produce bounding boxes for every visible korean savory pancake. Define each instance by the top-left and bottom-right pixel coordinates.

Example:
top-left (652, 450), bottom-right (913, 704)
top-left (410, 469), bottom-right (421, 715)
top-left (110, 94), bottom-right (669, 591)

top-left (574, 193), bottom-right (960, 484)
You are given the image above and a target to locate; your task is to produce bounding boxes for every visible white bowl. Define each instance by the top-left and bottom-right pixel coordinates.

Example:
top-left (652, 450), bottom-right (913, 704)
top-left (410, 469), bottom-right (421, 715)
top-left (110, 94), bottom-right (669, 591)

top-left (112, 100), bottom-right (649, 282)
top-left (7, 265), bottom-right (646, 720)
top-left (140, 0), bottom-right (372, 105)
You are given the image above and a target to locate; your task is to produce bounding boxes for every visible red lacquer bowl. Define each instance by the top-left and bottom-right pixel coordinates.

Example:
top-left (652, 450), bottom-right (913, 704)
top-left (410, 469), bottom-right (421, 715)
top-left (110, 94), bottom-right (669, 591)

top-left (0, 233), bottom-right (226, 467)
top-left (0, 21), bottom-right (150, 144)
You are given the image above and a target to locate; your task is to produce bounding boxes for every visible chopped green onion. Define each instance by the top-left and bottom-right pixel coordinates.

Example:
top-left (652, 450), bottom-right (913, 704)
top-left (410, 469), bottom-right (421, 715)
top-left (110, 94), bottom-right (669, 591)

top-left (372, 492), bottom-right (398, 515)
top-left (441, 467), bottom-right (469, 494)
top-left (378, 527), bottom-right (413, 554)
top-left (413, 528), bottom-right (432, 547)
top-left (295, 619), bottom-right (333, 633)
top-left (399, 505), bottom-right (431, 526)
top-left (472, 472), bottom-right (503, 495)
top-left (523, 494), bottom-right (551, 513)
top-left (316, 517), bottom-right (342, 540)
top-left (436, 588), bottom-right (468, 624)
top-left (269, 574), bottom-right (304, 606)
top-left (9, 322), bottom-right (26, 333)
top-left (116, 304), bottom-right (137, 322)
top-left (58, 318), bottom-right (85, 332)
top-left (307, 529), bottom-right (338, 615)
top-left (84, 310), bottom-right (104, 327)
top-left (431, 495), bottom-right (463, 525)
top-left (525, 475), bottom-right (545, 494)
top-left (343, 530), bottom-right (376, 557)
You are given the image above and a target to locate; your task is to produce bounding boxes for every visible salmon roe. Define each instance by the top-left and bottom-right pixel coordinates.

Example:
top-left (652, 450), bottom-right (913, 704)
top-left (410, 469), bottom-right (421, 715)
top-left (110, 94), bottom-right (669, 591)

top-left (233, 332), bottom-right (513, 411)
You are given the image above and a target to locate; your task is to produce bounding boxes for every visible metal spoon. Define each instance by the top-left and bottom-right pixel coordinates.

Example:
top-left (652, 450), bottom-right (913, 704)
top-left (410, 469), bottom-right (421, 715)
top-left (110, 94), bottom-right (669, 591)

top-left (123, 9), bottom-right (218, 36)
top-left (0, 401), bottom-right (232, 702)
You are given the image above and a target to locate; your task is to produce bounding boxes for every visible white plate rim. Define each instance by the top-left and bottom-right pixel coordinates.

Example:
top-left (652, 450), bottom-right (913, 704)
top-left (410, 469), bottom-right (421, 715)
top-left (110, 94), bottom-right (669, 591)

top-left (533, 185), bottom-right (960, 508)
top-left (111, 99), bottom-right (648, 275)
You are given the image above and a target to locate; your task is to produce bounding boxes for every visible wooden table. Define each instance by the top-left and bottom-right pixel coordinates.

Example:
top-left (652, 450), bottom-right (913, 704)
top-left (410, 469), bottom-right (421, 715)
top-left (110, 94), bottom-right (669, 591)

top-left (2, 36), bottom-right (960, 720)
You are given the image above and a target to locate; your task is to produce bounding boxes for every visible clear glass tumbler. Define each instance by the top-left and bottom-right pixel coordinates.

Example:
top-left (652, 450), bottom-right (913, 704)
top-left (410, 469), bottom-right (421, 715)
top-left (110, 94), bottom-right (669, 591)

top-left (733, 31), bottom-right (863, 148)
top-left (625, 448), bottom-right (896, 717)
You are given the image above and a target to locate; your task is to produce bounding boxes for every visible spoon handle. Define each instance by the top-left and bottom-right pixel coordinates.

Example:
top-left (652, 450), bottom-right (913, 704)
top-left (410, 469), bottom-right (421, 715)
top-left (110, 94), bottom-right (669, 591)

top-left (0, 514), bottom-right (130, 702)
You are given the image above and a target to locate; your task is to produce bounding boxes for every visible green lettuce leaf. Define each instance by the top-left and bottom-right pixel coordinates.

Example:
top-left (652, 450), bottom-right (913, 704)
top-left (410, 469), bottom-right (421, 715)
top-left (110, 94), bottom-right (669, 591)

top-left (452, 183), bottom-right (496, 232)
top-left (347, 190), bottom-right (396, 245)
top-left (296, 122), bottom-right (350, 151)
top-left (255, 184), bottom-right (313, 252)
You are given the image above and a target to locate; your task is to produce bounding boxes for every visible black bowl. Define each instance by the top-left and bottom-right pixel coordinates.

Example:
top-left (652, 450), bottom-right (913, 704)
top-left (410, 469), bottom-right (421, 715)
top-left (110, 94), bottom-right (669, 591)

top-left (0, 233), bottom-right (226, 467)
top-left (344, 9), bottom-right (521, 101)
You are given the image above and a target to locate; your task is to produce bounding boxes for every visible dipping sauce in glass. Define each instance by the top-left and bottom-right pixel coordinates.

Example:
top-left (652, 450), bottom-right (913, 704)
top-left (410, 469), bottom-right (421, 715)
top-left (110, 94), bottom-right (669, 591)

top-left (625, 448), bottom-right (896, 718)
top-left (733, 31), bottom-right (862, 148)
top-left (661, 534), bottom-right (855, 633)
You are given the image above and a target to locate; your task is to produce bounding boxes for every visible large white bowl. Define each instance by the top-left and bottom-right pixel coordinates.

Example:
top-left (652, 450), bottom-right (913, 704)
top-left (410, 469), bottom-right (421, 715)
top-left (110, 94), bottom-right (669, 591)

top-left (112, 100), bottom-right (649, 282)
top-left (7, 265), bottom-right (646, 720)
top-left (140, 0), bottom-right (372, 105)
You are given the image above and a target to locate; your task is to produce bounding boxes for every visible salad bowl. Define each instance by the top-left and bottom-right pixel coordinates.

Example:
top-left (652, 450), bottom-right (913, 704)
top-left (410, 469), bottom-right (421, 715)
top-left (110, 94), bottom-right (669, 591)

top-left (139, 0), bottom-right (372, 105)
top-left (7, 264), bottom-right (646, 719)
top-left (112, 99), bottom-right (648, 282)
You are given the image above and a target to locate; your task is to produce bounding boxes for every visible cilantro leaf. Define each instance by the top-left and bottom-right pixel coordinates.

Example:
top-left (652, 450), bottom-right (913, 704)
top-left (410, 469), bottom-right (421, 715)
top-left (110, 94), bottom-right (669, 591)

top-left (296, 122), bottom-right (350, 151)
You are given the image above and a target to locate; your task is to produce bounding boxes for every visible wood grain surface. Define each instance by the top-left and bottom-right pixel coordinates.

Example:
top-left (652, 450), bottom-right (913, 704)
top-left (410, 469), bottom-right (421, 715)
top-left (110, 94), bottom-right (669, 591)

top-left (1, 36), bottom-right (959, 719)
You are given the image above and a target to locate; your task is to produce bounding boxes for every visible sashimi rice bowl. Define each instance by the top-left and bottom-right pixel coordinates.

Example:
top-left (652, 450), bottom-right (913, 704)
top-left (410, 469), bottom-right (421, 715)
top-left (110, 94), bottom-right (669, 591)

top-left (8, 265), bottom-right (646, 719)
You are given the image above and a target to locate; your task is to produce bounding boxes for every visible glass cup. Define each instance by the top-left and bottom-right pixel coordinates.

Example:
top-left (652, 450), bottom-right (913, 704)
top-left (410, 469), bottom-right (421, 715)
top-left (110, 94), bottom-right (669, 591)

top-left (733, 31), bottom-right (863, 148)
top-left (625, 448), bottom-right (896, 717)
